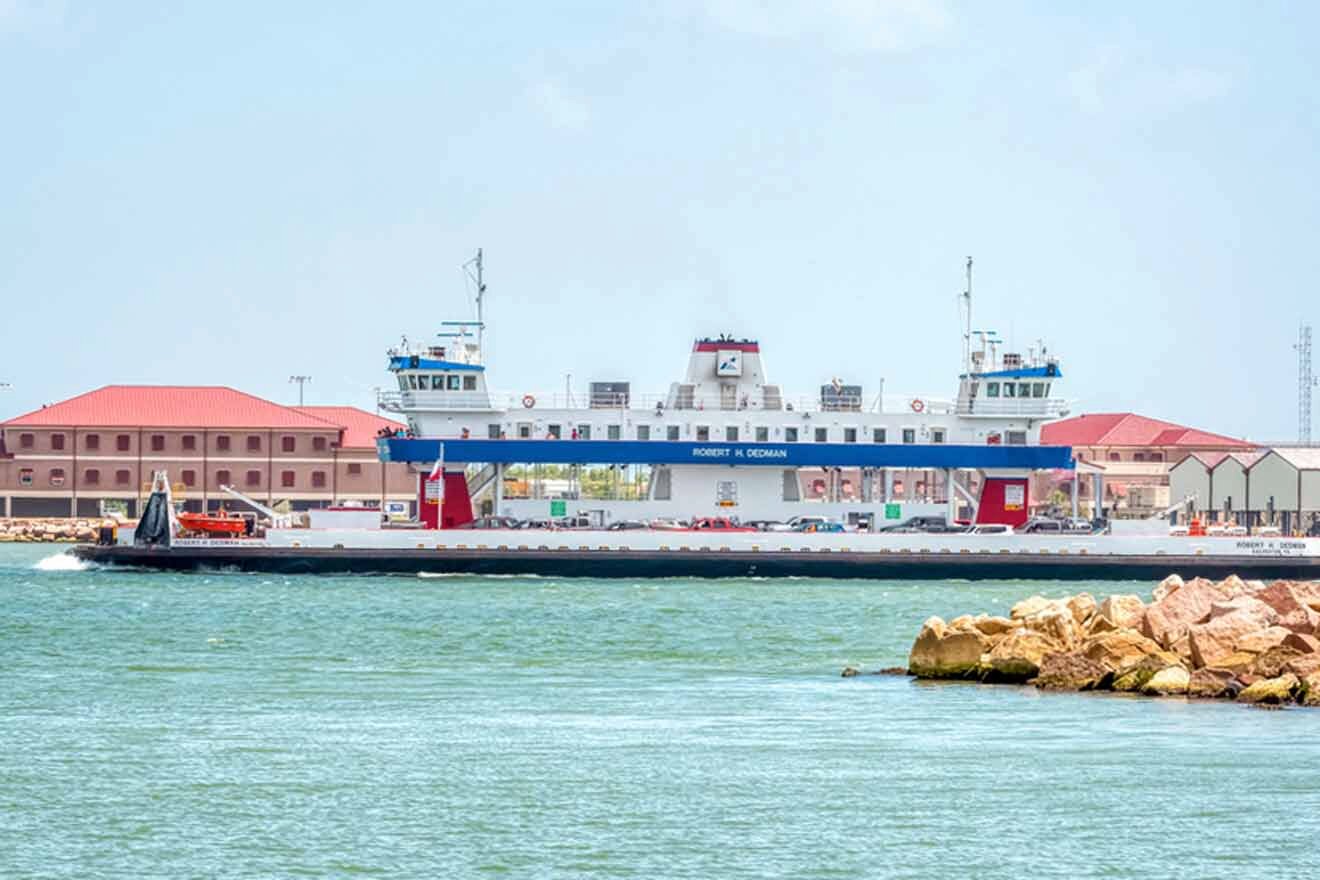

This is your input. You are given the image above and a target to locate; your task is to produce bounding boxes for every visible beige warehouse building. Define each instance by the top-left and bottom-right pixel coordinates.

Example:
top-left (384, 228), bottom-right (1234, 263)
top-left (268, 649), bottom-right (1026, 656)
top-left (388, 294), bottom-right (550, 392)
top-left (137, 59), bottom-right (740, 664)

top-left (1169, 447), bottom-right (1320, 534)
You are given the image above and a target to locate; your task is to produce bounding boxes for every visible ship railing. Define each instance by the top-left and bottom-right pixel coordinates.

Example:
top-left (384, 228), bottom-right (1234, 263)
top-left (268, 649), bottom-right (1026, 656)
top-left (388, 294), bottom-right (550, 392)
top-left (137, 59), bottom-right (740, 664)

top-left (954, 398), bottom-right (1069, 417)
top-left (380, 389), bottom-right (962, 416)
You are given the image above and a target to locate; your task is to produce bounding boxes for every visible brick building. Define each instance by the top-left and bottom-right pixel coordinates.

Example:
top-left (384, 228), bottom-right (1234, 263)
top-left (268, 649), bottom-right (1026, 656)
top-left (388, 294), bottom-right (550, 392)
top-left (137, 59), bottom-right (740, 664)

top-left (0, 386), bottom-right (416, 518)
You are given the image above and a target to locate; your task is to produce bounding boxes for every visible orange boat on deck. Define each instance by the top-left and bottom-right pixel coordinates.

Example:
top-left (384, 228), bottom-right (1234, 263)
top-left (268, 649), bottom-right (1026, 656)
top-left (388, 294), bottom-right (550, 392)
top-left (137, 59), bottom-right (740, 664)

top-left (177, 512), bottom-right (248, 537)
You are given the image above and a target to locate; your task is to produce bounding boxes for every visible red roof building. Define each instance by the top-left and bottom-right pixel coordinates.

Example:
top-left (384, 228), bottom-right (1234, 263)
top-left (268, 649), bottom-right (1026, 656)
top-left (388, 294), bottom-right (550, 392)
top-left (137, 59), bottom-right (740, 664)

top-left (1036, 413), bottom-right (1255, 517)
top-left (1, 386), bottom-right (414, 519)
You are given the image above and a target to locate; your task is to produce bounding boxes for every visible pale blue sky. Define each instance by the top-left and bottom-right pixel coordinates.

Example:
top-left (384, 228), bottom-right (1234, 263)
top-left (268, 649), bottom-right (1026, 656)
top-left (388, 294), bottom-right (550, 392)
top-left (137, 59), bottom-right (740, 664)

top-left (2, 1), bottom-right (1316, 441)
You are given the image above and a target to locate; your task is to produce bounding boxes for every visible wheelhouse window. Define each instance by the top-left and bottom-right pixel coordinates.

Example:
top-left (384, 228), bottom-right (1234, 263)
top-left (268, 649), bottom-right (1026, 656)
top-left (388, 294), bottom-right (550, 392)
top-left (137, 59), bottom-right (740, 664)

top-left (873, 428), bottom-right (887, 443)
top-left (1003, 383), bottom-right (1016, 398)
top-left (902, 428), bottom-right (916, 444)
top-left (447, 375), bottom-right (462, 391)
top-left (463, 375), bottom-right (477, 391)
top-left (986, 383), bottom-right (1000, 398)
top-left (1032, 383), bottom-right (1046, 398)
top-left (725, 426), bottom-right (738, 442)
top-left (431, 375), bottom-right (445, 390)
top-left (85, 434), bottom-right (100, 451)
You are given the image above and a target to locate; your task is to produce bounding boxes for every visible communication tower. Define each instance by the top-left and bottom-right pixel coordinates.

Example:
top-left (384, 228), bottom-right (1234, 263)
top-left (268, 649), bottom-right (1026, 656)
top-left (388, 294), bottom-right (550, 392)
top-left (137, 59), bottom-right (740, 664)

top-left (1299, 323), bottom-right (1316, 443)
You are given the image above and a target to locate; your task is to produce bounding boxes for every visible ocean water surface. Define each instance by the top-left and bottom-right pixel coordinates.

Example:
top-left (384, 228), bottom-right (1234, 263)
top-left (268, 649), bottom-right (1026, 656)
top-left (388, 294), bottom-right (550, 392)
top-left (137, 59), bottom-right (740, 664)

top-left (1, 544), bottom-right (1317, 879)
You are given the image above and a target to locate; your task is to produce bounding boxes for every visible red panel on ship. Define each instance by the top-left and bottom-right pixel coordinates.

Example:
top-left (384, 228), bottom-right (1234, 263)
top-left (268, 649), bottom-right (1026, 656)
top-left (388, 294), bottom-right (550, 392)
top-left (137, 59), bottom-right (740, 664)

top-left (975, 477), bottom-right (1030, 528)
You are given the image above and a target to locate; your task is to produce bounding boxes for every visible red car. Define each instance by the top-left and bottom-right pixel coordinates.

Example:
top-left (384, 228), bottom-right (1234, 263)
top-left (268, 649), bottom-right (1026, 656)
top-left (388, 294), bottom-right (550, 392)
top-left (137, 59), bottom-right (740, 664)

top-left (688, 517), bottom-right (757, 532)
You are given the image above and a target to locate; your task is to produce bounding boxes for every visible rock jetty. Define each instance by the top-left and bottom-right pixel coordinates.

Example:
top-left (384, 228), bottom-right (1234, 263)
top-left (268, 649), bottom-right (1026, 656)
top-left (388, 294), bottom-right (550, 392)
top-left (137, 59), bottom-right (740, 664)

top-left (0, 518), bottom-right (105, 544)
top-left (907, 575), bottom-right (1320, 708)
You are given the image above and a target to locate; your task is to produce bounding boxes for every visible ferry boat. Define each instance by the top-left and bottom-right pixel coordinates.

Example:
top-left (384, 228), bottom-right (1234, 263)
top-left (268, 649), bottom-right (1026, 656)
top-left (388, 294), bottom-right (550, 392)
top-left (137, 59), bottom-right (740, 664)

top-left (73, 253), bottom-right (1320, 579)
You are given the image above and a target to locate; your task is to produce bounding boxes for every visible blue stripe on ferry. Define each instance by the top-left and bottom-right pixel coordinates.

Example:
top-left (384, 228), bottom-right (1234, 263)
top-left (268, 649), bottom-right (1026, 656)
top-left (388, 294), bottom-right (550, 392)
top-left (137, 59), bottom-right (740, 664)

top-left (388, 357), bottom-right (485, 372)
top-left (966, 365), bottom-right (1062, 379)
top-left (377, 438), bottom-right (1076, 470)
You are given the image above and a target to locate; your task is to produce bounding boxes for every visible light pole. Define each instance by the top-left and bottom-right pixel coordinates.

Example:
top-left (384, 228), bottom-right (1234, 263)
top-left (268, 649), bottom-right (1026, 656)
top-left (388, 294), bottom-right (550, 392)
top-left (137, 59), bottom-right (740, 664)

top-left (289, 375), bottom-right (311, 406)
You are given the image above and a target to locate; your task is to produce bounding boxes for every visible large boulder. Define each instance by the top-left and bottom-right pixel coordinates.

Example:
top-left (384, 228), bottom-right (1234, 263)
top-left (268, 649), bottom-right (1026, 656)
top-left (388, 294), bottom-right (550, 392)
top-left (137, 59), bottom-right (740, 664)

top-left (1095, 594), bottom-right (1147, 631)
top-left (1251, 581), bottom-right (1320, 633)
top-left (1188, 667), bottom-right (1239, 699)
top-left (1066, 593), bottom-right (1097, 625)
top-left (1143, 577), bottom-right (1227, 648)
top-left (1249, 646), bottom-right (1304, 679)
top-left (1141, 665), bottom-right (1190, 696)
top-left (1207, 595), bottom-right (1278, 624)
top-left (1080, 629), bottom-right (1165, 673)
top-left (1237, 674), bottom-right (1299, 706)
top-left (1033, 651), bottom-right (1109, 691)
top-left (1188, 604), bottom-right (1279, 669)
top-left (1300, 672), bottom-right (1320, 708)
top-left (909, 617), bottom-right (992, 679)
top-left (1010, 595), bottom-right (1055, 620)
top-left (985, 629), bottom-right (1060, 681)
top-left (1283, 632), bottom-right (1320, 655)
top-left (1285, 653), bottom-right (1320, 679)
top-left (970, 615), bottom-right (1015, 637)
top-left (1112, 652), bottom-right (1184, 692)
top-left (1153, 574), bottom-right (1184, 602)
top-left (1236, 626), bottom-right (1292, 655)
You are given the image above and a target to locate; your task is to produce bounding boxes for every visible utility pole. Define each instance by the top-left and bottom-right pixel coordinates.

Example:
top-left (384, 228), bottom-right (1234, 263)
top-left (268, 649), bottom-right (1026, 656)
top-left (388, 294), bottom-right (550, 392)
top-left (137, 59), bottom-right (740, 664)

top-left (1298, 323), bottom-right (1316, 443)
top-left (289, 375), bottom-right (312, 406)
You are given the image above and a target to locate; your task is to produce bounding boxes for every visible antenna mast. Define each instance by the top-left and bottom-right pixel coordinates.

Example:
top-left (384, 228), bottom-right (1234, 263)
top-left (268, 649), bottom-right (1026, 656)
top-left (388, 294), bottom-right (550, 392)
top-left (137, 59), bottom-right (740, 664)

top-left (1299, 322), bottom-right (1315, 443)
top-left (463, 248), bottom-right (487, 359)
top-left (960, 256), bottom-right (973, 373)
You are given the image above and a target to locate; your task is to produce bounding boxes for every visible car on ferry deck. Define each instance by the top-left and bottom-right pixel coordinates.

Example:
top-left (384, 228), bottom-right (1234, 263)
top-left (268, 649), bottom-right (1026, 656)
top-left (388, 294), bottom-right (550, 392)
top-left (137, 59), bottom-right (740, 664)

top-left (689, 517), bottom-right (757, 532)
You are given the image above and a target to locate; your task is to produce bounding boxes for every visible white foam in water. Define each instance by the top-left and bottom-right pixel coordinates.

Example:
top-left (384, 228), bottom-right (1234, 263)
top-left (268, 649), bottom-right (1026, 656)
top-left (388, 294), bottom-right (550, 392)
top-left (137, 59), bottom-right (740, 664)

top-left (32, 552), bottom-right (91, 572)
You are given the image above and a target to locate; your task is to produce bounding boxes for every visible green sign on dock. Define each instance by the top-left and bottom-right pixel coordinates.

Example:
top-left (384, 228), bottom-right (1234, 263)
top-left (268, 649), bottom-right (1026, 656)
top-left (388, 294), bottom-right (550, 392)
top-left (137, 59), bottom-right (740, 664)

top-left (550, 500), bottom-right (567, 517)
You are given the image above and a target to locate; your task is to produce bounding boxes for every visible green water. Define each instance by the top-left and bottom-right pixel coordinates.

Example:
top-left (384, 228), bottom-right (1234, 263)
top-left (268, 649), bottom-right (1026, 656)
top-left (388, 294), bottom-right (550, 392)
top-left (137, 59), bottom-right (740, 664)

top-left (2, 545), bottom-right (1317, 879)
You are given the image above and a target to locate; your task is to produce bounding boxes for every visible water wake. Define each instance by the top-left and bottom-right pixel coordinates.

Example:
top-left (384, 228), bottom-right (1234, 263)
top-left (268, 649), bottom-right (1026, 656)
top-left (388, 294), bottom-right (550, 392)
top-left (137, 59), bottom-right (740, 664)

top-left (32, 552), bottom-right (90, 572)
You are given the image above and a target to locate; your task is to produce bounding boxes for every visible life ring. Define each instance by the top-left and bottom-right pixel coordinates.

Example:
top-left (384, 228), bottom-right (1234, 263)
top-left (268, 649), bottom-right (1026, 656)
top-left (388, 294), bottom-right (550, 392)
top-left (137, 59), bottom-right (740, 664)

top-left (910, 398), bottom-right (925, 414)
top-left (522, 394), bottom-right (536, 409)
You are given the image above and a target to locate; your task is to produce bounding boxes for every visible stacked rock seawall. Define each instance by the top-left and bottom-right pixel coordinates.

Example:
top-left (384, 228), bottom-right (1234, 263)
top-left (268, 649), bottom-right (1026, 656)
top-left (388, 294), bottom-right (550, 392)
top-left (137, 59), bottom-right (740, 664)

top-left (0, 518), bottom-right (105, 543)
top-left (907, 576), bottom-right (1320, 708)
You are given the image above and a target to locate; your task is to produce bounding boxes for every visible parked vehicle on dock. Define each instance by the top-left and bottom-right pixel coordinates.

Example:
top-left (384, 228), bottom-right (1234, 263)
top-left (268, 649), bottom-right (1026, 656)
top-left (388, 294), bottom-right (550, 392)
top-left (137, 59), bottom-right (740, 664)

top-left (794, 521), bottom-right (845, 533)
top-left (689, 517), bottom-right (757, 532)
top-left (878, 516), bottom-right (967, 534)
top-left (606, 520), bottom-right (650, 531)
top-left (457, 515), bottom-right (521, 530)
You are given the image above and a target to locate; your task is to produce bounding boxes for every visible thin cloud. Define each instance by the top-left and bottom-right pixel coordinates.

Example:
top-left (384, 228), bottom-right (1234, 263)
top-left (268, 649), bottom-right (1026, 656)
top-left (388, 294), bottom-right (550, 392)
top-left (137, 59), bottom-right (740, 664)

top-left (528, 81), bottom-right (591, 132)
top-left (699, 0), bottom-right (950, 53)
top-left (1067, 47), bottom-right (1231, 114)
